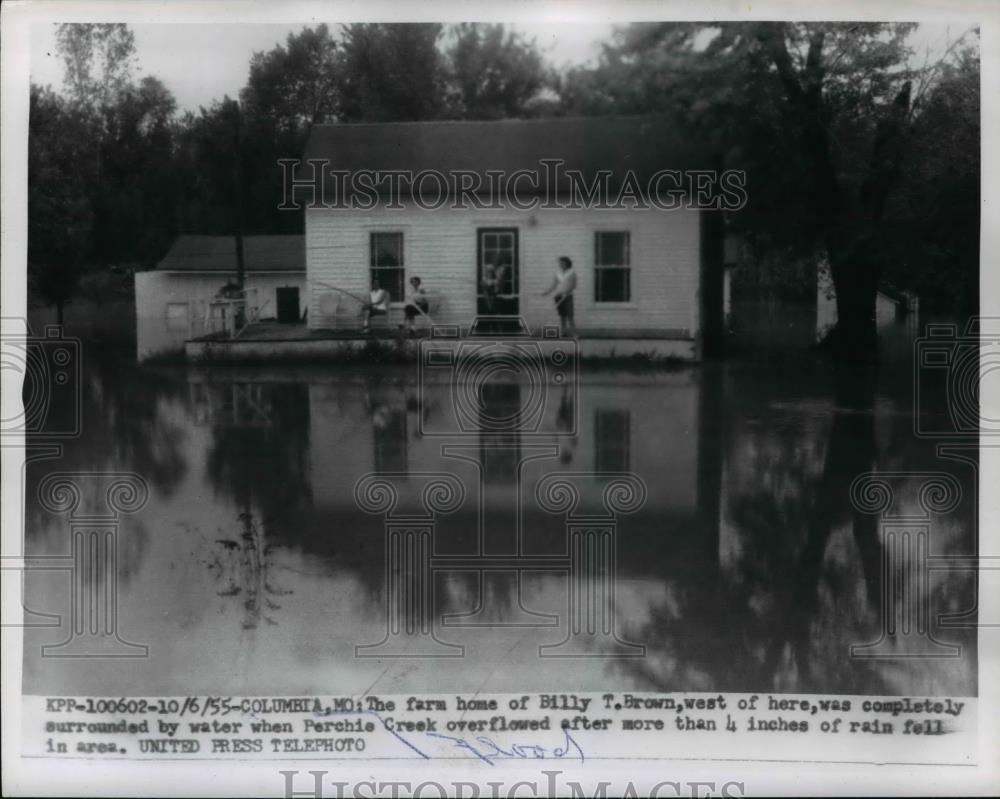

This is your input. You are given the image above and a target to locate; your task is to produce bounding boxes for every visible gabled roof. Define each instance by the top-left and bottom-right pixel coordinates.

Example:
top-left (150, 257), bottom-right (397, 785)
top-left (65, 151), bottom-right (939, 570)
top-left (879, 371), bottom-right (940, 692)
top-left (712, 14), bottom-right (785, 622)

top-left (301, 115), bottom-right (710, 200)
top-left (156, 235), bottom-right (304, 272)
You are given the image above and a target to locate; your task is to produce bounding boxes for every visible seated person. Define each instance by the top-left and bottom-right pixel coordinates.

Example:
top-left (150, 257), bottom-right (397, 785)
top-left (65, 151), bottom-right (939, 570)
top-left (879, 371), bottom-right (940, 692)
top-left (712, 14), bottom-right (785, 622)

top-left (402, 276), bottom-right (429, 334)
top-left (362, 280), bottom-right (390, 331)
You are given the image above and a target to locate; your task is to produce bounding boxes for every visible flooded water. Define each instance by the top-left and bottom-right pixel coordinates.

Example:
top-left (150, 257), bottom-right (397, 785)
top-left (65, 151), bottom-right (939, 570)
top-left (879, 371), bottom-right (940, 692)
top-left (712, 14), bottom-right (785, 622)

top-left (21, 310), bottom-right (977, 699)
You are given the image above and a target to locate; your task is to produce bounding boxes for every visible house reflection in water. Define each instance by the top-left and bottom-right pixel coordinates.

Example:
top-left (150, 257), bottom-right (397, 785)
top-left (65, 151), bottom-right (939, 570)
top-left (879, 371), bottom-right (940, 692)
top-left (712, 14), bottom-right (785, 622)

top-left (24, 356), bottom-right (976, 698)
top-left (242, 364), bottom-right (970, 696)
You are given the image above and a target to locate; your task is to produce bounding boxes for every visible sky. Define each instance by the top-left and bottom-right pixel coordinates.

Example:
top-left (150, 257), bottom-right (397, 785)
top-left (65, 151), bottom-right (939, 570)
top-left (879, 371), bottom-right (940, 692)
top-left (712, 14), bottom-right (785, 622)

top-left (29, 22), bottom-right (615, 112)
top-left (29, 21), bottom-right (969, 114)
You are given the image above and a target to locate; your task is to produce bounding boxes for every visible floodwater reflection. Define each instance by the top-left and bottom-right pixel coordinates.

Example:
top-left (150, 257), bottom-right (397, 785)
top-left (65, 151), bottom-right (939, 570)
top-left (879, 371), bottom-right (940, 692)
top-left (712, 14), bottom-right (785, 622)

top-left (23, 333), bottom-right (977, 698)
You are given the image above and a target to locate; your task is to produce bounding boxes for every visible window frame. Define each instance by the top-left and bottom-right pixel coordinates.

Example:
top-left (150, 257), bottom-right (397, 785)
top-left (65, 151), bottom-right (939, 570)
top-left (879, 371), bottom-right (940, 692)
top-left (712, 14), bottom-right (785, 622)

top-left (593, 230), bottom-right (633, 305)
top-left (369, 230), bottom-right (407, 304)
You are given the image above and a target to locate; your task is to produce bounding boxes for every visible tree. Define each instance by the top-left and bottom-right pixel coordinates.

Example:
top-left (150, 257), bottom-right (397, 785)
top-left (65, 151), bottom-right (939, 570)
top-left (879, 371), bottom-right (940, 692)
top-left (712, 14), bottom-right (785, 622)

top-left (445, 24), bottom-right (550, 119)
top-left (752, 23), bottom-right (917, 358)
top-left (95, 76), bottom-right (180, 267)
top-left (338, 23), bottom-right (446, 121)
top-left (241, 24), bottom-right (341, 138)
top-left (237, 25), bottom-right (342, 235)
top-left (28, 86), bottom-right (95, 324)
top-left (29, 24), bottom-right (180, 323)
top-left (882, 41), bottom-right (980, 314)
top-left (174, 99), bottom-right (244, 235)
top-left (560, 22), bottom-right (978, 359)
top-left (55, 23), bottom-right (136, 114)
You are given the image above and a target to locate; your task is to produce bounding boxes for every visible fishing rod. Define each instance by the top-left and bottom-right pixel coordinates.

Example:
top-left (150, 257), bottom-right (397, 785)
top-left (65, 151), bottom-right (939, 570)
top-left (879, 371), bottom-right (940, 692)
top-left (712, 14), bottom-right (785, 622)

top-left (310, 279), bottom-right (371, 308)
top-left (312, 278), bottom-right (439, 327)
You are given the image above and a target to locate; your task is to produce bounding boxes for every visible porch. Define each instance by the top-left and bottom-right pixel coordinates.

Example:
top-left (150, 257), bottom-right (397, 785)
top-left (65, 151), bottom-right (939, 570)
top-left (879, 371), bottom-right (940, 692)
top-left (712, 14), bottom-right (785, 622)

top-left (183, 319), bottom-right (697, 362)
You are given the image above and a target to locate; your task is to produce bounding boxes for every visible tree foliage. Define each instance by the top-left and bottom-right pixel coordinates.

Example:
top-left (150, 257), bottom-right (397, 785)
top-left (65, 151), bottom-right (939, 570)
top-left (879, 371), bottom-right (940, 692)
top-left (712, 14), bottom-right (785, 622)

top-left (29, 21), bottom-right (979, 341)
top-left (560, 22), bottom-right (979, 355)
top-left (338, 23), bottom-right (446, 122)
top-left (241, 23), bottom-right (341, 138)
top-left (445, 24), bottom-right (550, 119)
top-left (55, 23), bottom-right (136, 111)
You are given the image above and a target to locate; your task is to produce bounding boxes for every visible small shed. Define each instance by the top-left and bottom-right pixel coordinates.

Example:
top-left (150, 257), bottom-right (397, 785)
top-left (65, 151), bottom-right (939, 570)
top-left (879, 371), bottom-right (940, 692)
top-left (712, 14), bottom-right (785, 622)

top-left (135, 235), bottom-right (305, 361)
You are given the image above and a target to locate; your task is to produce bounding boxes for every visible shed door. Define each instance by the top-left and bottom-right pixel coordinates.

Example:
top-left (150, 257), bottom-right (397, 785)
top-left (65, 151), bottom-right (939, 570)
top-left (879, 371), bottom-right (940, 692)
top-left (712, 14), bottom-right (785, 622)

top-left (276, 286), bottom-right (300, 323)
top-left (477, 228), bottom-right (519, 317)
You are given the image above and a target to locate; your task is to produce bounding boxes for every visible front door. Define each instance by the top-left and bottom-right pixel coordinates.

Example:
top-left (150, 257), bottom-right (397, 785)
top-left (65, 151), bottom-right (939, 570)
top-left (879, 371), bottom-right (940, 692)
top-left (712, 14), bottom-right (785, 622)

top-left (276, 286), bottom-right (300, 323)
top-left (477, 228), bottom-right (519, 320)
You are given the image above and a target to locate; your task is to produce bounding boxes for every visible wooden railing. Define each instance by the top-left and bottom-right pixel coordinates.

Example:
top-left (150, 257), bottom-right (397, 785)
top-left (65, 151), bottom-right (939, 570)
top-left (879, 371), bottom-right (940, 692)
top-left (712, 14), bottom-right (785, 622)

top-left (187, 288), bottom-right (263, 340)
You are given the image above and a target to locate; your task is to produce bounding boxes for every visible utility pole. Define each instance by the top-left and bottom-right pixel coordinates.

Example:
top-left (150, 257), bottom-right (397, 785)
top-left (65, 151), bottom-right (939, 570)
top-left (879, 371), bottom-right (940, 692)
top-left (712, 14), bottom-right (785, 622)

top-left (228, 98), bottom-right (247, 333)
top-left (231, 98), bottom-right (246, 291)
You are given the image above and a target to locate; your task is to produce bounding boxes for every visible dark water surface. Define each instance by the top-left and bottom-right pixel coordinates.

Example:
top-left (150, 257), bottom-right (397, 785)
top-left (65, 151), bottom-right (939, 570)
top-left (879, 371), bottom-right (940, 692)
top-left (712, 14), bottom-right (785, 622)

top-left (22, 315), bottom-right (977, 698)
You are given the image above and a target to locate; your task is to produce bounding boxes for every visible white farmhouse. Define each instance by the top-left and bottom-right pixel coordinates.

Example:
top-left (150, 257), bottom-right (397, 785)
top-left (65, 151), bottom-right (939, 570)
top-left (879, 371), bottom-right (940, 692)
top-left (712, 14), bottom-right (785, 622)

top-left (296, 115), bottom-right (725, 359)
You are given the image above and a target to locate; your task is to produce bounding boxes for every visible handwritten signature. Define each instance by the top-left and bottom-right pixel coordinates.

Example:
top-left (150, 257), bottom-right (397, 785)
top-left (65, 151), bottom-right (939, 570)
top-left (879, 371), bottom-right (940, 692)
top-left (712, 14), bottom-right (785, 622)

top-left (314, 707), bottom-right (585, 765)
top-left (426, 728), bottom-right (585, 766)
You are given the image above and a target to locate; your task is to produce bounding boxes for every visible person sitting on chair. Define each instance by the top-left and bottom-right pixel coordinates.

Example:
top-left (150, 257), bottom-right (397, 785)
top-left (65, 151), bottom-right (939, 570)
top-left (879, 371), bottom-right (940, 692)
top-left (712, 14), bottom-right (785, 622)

top-left (402, 276), bottom-right (429, 335)
top-left (362, 279), bottom-right (390, 332)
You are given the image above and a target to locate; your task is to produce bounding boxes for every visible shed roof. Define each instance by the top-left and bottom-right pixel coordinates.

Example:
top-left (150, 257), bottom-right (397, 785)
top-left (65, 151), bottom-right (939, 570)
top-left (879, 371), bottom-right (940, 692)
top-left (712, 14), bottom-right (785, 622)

top-left (156, 235), bottom-right (304, 272)
top-left (300, 115), bottom-right (711, 200)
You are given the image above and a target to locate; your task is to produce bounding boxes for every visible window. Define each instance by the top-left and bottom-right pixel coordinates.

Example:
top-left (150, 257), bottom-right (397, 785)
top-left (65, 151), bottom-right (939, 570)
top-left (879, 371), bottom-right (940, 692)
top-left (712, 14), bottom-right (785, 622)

top-left (594, 409), bottom-right (631, 472)
top-left (594, 231), bottom-right (631, 302)
top-left (370, 232), bottom-right (405, 302)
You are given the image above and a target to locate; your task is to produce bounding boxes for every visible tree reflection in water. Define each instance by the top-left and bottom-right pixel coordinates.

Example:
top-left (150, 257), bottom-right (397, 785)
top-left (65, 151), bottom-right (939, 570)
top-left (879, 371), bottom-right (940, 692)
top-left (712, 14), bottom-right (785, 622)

top-left (21, 333), bottom-right (976, 696)
top-left (613, 362), bottom-right (975, 696)
top-left (202, 382), bottom-right (312, 629)
top-left (207, 512), bottom-right (291, 631)
top-left (24, 359), bottom-right (190, 582)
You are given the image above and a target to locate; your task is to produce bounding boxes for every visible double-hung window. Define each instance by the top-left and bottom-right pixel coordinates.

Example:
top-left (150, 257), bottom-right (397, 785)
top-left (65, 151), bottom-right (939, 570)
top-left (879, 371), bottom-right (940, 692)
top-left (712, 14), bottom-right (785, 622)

top-left (594, 231), bottom-right (631, 303)
top-left (370, 232), bottom-right (404, 302)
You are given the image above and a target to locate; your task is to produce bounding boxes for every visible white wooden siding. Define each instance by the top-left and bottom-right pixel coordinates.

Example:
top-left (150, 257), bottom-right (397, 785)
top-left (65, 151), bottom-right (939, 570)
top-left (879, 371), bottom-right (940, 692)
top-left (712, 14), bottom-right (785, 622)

top-left (306, 204), bottom-right (701, 335)
top-left (135, 271), bottom-right (306, 360)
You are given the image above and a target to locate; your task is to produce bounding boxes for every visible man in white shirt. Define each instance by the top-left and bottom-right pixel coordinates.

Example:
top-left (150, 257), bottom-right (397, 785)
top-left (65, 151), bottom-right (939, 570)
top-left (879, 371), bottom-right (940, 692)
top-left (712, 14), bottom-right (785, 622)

top-left (541, 256), bottom-right (577, 336)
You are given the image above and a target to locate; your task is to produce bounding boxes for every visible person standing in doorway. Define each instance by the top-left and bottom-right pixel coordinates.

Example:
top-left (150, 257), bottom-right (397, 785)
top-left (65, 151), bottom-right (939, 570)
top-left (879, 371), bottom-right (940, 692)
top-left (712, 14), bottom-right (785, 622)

top-left (481, 264), bottom-right (500, 314)
top-left (541, 256), bottom-right (577, 337)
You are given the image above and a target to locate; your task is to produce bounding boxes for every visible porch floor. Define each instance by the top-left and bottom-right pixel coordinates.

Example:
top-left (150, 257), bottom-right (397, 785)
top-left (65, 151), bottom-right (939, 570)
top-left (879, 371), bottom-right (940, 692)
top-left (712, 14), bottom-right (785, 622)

top-left (195, 320), bottom-right (693, 343)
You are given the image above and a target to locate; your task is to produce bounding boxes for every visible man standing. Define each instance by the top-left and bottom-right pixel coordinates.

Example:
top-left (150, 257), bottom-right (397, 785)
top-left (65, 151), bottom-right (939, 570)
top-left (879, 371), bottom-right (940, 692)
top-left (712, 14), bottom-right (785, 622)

top-left (541, 256), bottom-right (577, 336)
